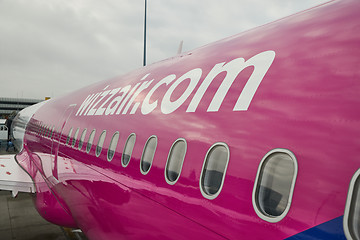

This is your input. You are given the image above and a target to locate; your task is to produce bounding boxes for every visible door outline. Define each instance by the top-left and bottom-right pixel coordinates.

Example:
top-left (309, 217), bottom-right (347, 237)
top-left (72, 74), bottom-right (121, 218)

top-left (49, 104), bottom-right (76, 184)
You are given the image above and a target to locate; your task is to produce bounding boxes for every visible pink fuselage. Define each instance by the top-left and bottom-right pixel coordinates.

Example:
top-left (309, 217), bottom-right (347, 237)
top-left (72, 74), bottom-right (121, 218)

top-left (16, 0), bottom-right (360, 239)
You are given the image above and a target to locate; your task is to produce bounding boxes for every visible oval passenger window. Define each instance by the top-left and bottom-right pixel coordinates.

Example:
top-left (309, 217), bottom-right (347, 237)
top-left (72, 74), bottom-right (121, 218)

top-left (107, 132), bottom-right (119, 162)
top-left (253, 149), bottom-right (297, 222)
top-left (78, 128), bottom-right (87, 150)
top-left (66, 127), bottom-right (73, 145)
top-left (140, 136), bottom-right (158, 174)
top-left (122, 133), bottom-right (136, 167)
top-left (72, 128), bottom-right (80, 147)
top-left (344, 168), bottom-right (360, 240)
top-left (95, 130), bottom-right (106, 157)
top-left (86, 129), bottom-right (96, 153)
top-left (46, 126), bottom-right (50, 137)
top-left (50, 126), bottom-right (55, 138)
top-left (43, 126), bottom-right (47, 137)
top-left (165, 138), bottom-right (186, 184)
top-left (200, 143), bottom-right (229, 199)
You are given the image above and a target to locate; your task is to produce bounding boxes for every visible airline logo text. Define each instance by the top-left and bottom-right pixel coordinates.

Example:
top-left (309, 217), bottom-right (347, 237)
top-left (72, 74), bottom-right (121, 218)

top-left (75, 51), bottom-right (275, 116)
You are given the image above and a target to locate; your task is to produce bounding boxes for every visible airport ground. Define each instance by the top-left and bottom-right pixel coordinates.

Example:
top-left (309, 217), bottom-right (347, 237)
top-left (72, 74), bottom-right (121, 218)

top-left (0, 140), bottom-right (87, 240)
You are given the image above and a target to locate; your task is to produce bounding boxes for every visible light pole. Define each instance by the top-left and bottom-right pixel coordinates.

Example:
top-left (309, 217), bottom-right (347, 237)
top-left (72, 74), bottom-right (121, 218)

top-left (143, 0), bottom-right (147, 66)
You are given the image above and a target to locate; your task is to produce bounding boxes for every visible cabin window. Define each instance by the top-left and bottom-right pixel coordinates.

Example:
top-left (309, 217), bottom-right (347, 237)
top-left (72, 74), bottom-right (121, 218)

top-left (78, 128), bottom-right (87, 150)
top-left (95, 130), bottom-right (106, 157)
top-left (72, 128), bottom-right (80, 147)
top-left (44, 126), bottom-right (48, 137)
top-left (122, 133), bottom-right (136, 167)
top-left (50, 126), bottom-right (55, 138)
top-left (86, 129), bottom-right (96, 153)
top-left (140, 136), bottom-right (158, 175)
top-left (200, 142), bottom-right (229, 199)
top-left (66, 127), bottom-right (73, 145)
top-left (165, 138), bottom-right (186, 184)
top-left (253, 149), bottom-right (298, 223)
top-left (107, 132), bottom-right (119, 161)
top-left (344, 168), bottom-right (360, 240)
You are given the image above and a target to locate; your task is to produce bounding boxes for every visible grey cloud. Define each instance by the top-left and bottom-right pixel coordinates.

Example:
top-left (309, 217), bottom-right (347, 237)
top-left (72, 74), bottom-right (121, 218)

top-left (0, 0), bottom-right (329, 99)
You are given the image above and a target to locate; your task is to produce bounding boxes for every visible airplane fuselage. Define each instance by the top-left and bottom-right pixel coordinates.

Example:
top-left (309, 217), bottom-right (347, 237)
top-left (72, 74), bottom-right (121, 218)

top-left (10, 0), bottom-right (360, 239)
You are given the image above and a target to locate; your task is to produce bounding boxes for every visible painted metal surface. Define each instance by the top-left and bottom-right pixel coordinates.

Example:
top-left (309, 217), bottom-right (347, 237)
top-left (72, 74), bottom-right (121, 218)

top-left (10, 0), bottom-right (360, 239)
top-left (0, 154), bottom-right (35, 196)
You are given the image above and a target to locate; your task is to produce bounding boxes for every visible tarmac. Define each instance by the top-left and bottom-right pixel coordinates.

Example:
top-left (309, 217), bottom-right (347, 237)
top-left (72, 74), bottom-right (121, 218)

top-left (0, 191), bottom-right (69, 240)
top-left (0, 140), bottom-right (86, 240)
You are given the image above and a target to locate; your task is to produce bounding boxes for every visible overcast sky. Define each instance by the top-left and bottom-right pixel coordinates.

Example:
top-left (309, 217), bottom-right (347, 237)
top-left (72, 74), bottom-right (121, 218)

top-left (0, 0), bottom-right (329, 100)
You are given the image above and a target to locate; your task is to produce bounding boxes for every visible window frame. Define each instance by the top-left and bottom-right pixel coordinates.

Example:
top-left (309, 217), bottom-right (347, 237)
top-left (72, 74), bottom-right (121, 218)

top-left (199, 142), bottom-right (230, 200)
top-left (107, 131), bottom-right (119, 162)
top-left (121, 133), bottom-right (136, 167)
top-left (50, 125), bottom-right (55, 139)
top-left (66, 127), bottom-right (73, 145)
top-left (44, 125), bottom-right (48, 137)
top-left (86, 129), bottom-right (96, 154)
top-left (37, 124), bottom-right (41, 135)
top-left (140, 135), bottom-right (158, 175)
top-left (72, 127), bottom-right (80, 147)
top-left (95, 130), bottom-right (106, 157)
top-left (78, 128), bottom-right (87, 150)
top-left (343, 168), bottom-right (360, 240)
top-left (252, 148), bottom-right (298, 223)
top-left (165, 138), bottom-right (187, 185)
top-left (46, 126), bottom-right (50, 137)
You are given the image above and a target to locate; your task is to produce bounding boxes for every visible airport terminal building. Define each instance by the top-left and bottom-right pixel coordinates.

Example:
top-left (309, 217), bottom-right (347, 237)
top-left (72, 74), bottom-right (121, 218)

top-left (0, 97), bottom-right (43, 119)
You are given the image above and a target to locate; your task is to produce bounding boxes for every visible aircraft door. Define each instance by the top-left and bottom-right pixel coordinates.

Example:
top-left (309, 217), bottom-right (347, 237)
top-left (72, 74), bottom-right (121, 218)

top-left (48, 104), bottom-right (76, 185)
